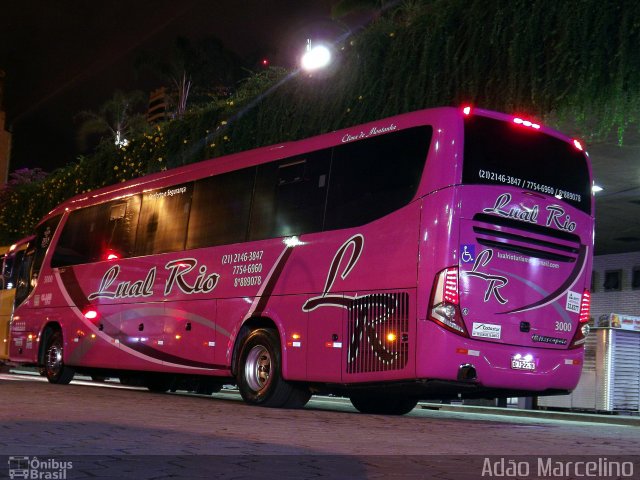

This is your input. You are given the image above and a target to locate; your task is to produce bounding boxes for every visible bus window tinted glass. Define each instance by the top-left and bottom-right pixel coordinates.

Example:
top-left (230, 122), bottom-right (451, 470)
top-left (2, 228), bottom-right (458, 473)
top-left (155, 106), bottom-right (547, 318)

top-left (17, 216), bottom-right (60, 304)
top-left (325, 126), bottom-right (431, 230)
top-left (3, 250), bottom-right (25, 289)
top-left (187, 168), bottom-right (255, 249)
top-left (14, 247), bottom-right (34, 306)
top-left (463, 115), bottom-right (591, 214)
top-left (136, 184), bottom-right (193, 255)
top-left (54, 205), bottom-right (104, 265)
top-left (107, 197), bottom-right (141, 258)
top-left (52, 196), bottom-right (141, 266)
top-left (250, 150), bottom-right (331, 240)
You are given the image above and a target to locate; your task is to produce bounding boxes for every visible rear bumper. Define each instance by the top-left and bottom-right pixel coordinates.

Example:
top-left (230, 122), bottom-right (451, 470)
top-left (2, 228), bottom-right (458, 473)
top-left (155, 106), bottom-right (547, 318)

top-left (416, 322), bottom-right (583, 392)
top-left (338, 378), bottom-right (570, 400)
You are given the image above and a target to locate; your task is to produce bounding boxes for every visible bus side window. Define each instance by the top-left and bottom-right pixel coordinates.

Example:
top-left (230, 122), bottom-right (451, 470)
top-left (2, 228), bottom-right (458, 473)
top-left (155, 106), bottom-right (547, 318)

top-left (187, 167), bottom-right (255, 249)
top-left (324, 126), bottom-right (431, 231)
top-left (249, 149), bottom-right (331, 240)
top-left (52, 196), bottom-right (141, 267)
top-left (107, 197), bottom-right (140, 258)
top-left (135, 183), bottom-right (193, 256)
top-left (15, 215), bottom-right (60, 304)
top-left (52, 205), bottom-right (104, 266)
top-left (6, 250), bottom-right (25, 290)
top-left (15, 247), bottom-right (34, 306)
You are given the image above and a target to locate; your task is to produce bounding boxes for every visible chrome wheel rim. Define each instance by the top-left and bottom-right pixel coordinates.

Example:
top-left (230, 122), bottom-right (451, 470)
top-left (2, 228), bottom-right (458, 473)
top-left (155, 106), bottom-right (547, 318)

top-left (244, 345), bottom-right (272, 392)
top-left (46, 341), bottom-right (62, 377)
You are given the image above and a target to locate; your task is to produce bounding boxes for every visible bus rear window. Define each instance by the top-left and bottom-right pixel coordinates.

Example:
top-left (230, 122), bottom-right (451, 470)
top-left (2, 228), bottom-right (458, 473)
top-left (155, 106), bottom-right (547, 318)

top-left (462, 116), bottom-right (591, 214)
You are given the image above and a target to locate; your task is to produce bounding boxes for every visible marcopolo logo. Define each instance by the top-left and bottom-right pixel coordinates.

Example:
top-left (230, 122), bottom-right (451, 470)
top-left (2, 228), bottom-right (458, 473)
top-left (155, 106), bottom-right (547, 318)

top-left (472, 322), bottom-right (502, 340)
top-left (8, 456), bottom-right (73, 479)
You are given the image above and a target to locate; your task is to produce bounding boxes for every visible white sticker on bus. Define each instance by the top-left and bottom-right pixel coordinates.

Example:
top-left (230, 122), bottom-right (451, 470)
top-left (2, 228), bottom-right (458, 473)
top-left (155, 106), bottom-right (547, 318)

top-left (472, 322), bottom-right (502, 339)
top-left (566, 291), bottom-right (581, 314)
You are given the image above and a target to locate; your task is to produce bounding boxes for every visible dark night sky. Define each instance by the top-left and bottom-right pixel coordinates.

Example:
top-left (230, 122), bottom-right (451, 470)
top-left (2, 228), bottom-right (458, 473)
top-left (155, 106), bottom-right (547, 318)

top-left (0, 1), bottom-right (341, 172)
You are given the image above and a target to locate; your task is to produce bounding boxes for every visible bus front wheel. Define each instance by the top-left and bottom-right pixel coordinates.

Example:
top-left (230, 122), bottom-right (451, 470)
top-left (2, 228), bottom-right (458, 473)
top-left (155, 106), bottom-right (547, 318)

top-left (349, 393), bottom-right (418, 415)
top-left (43, 330), bottom-right (75, 385)
top-left (237, 328), bottom-right (310, 409)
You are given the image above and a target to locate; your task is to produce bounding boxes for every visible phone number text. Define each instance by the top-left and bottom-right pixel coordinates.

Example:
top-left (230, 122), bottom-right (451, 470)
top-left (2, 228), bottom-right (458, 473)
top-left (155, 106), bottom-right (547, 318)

top-left (477, 169), bottom-right (582, 202)
top-left (221, 250), bottom-right (264, 265)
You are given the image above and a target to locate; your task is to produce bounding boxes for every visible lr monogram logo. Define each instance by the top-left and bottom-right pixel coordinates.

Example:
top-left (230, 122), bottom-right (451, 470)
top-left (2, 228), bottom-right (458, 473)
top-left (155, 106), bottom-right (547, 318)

top-left (464, 249), bottom-right (509, 304)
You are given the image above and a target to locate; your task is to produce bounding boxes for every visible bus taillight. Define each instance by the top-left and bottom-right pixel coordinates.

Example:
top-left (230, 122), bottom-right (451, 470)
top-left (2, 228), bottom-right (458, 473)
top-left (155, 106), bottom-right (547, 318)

top-left (104, 250), bottom-right (120, 261)
top-left (579, 290), bottom-right (591, 324)
top-left (429, 267), bottom-right (469, 337)
top-left (569, 289), bottom-right (591, 349)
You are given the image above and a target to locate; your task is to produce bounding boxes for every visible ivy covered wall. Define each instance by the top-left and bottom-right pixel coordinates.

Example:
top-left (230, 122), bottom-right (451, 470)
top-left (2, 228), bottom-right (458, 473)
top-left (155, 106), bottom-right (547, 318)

top-left (1, 0), bottom-right (639, 244)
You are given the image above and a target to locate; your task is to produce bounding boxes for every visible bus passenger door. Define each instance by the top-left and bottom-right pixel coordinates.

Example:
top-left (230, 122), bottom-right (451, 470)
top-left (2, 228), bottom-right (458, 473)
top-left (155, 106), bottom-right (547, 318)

top-left (306, 301), bottom-right (345, 382)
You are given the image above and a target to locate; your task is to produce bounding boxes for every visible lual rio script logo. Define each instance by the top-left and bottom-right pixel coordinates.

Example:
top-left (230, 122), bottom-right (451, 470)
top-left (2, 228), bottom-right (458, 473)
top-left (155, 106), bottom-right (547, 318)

top-left (483, 193), bottom-right (577, 232)
top-left (88, 258), bottom-right (220, 300)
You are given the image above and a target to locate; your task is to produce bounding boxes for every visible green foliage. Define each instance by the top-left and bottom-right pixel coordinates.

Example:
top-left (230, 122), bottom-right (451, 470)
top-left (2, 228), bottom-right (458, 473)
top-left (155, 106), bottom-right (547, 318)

top-left (135, 35), bottom-right (244, 118)
top-left (2, 0), bottom-right (639, 244)
top-left (76, 90), bottom-right (148, 151)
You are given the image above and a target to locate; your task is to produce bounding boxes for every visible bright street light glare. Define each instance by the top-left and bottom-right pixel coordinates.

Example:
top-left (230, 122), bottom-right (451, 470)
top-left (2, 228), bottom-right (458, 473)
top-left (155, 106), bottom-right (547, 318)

top-left (301, 45), bottom-right (331, 71)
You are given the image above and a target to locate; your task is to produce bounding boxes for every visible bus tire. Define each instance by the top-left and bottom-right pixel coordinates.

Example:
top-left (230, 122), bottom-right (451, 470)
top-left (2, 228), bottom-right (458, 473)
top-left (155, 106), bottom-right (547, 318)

top-left (349, 393), bottom-right (418, 415)
top-left (145, 375), bottom-right (172, 393)
top-left (237, 328), bottom-right (310, 409)
top-left (43, 330), bottom-right (75, 385)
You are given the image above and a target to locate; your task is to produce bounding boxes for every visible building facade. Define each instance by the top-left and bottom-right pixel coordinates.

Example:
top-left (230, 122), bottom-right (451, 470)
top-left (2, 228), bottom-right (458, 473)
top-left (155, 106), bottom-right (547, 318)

top-left (0, 70), bottom-right (11, 185)
top-left (591, 251), bottom-right (640, 321)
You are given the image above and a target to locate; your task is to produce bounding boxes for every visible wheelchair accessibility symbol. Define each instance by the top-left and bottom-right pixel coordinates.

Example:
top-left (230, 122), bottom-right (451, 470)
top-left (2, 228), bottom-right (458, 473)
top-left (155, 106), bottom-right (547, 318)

top-left (461, 244), bottom-right (475, 264)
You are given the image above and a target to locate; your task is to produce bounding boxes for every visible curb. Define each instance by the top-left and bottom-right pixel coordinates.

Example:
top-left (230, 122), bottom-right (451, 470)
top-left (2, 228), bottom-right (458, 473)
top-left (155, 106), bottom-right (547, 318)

top-left (419, 402), bottom-right (640, 427)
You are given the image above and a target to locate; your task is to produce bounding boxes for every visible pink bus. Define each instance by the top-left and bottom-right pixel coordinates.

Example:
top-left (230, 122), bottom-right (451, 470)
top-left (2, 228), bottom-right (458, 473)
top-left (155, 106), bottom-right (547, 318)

top-left (8, 106), bottom-right (594, 414)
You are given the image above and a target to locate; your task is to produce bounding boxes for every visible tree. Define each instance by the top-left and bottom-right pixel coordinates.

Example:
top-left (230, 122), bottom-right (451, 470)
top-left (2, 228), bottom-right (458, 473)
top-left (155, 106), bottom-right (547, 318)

top-left (76, 90), bottom-right (148, 152)
top-left (4, 167), bottom-right (48, 187)
top-left (135, 36), bottom-right (244, 117)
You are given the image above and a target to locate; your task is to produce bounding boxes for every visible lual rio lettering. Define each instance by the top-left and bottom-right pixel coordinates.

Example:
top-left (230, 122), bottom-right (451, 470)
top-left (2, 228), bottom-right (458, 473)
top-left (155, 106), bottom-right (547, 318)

top-left (483, 193), bottom-right (538, 224)
top-left (164, 259), bottom-right (219, 295)
top-left (545, 204), bottom-right (577, 232)
top-left (87, 265), bottom-right (155, 300)
top-left (483, 193), bottom-right (577, 232)
top-left (88, 259), bottom-right (219, 300)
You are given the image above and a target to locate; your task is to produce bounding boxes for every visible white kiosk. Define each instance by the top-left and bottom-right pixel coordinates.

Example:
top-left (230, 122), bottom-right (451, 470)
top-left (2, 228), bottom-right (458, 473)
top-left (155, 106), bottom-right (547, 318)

top-left (538, 314), bottom-right (640, 413)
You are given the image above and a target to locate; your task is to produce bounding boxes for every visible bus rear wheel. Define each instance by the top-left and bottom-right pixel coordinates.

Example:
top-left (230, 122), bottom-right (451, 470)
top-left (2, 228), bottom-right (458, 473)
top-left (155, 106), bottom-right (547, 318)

top-left (349, 393), bottom-right (418, 415)
top-left (237, 328), bottom-right (310, 409)
top-left (43, 330), bottom-right (75, 385)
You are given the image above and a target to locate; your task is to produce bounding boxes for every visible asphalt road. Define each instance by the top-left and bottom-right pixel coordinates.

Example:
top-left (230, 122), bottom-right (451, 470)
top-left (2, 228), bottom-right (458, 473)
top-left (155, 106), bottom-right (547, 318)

top-left (1, 372), bottom-right (639, 479)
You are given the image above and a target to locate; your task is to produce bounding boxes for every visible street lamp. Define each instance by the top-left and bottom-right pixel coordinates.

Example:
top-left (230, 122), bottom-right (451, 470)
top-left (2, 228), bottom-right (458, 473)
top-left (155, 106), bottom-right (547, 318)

top-left (301, 40), bottom-right (332, 72)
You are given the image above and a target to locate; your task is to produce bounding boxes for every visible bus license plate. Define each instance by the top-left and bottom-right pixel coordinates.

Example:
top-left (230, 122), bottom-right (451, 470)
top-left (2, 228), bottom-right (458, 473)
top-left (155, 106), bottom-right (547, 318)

top-left (511, 358), bottom-right (535, 371)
